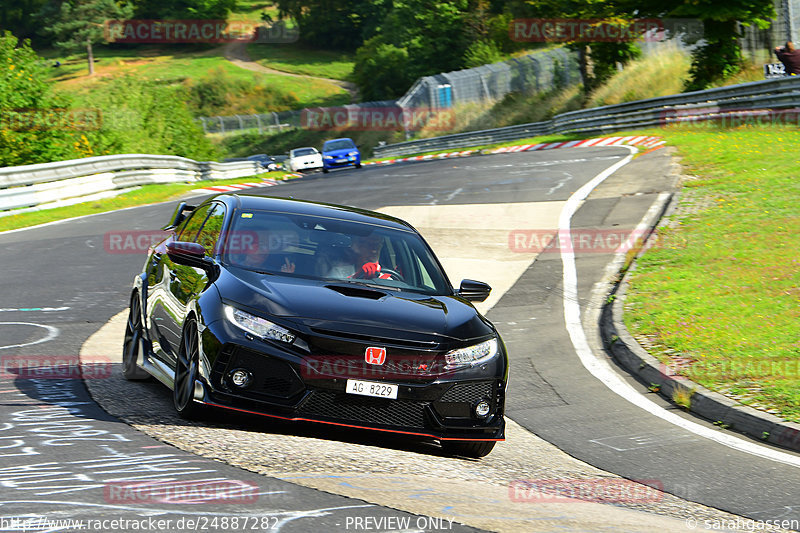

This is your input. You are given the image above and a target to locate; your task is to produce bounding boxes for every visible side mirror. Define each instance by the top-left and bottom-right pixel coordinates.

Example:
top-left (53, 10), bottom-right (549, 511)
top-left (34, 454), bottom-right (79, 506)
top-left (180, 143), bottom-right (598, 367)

top-left (458, 279), bottom-right (491, 302)
top-left (166, 241), bottom-right (208, 269)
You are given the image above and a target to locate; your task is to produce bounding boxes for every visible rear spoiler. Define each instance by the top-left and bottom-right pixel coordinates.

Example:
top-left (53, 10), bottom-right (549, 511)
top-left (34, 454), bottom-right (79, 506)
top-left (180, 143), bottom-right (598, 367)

top-left (162, 202), bottom-right (197, 231)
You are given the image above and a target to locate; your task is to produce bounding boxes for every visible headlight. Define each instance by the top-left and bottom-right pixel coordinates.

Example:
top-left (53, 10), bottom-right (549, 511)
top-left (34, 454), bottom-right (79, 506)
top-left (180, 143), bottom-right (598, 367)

top-left (224, 305), bottom-right (295, 344)
top-left (324, 155), bottom-right (334, 159)
top-left (348, 151), bottom-right (359, 156)
top-left (444, 338), bottom-right (498, 370)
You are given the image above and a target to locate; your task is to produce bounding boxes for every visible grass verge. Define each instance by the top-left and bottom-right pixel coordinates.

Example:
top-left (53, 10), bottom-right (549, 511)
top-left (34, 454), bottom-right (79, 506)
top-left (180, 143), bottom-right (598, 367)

top-left (624, 125), bottom-right (800, 422)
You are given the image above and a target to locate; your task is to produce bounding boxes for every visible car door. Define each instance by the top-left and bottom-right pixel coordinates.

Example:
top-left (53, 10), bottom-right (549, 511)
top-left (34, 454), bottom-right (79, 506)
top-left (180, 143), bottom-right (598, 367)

top-left (147, 203), bottom-right (217, 364)
top-left (162, 202), bottom-right (226, 366)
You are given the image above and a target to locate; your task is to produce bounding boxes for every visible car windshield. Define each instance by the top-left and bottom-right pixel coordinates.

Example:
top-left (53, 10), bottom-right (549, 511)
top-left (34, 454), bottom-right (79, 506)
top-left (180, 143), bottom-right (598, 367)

top-left (323, 140), bottom-right (356, 152)
top-left (293, 148), bottom-right (317, 156)
top-left (223, 210), bottom-right (451, 295)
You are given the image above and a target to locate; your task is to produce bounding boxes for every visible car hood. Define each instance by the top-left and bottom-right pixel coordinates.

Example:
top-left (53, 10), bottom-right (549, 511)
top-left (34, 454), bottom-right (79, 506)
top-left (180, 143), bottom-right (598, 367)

top-left (216, 268), bottom-right (493, 344)
top-left (324, 148), bottom-right (358, 157)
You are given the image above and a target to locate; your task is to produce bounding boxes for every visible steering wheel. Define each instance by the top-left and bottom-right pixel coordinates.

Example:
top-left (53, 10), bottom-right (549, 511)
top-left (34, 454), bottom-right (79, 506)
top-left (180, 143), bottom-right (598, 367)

top-left (378, 268), bottom-right (404, 281)
top-left (352, 265), bottom-right (405, 281)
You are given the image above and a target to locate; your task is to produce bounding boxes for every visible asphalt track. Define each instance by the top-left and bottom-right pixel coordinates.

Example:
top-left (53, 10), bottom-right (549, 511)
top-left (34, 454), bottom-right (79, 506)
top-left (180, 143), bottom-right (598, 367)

top-left (1, 147), bottom-right (799, 532)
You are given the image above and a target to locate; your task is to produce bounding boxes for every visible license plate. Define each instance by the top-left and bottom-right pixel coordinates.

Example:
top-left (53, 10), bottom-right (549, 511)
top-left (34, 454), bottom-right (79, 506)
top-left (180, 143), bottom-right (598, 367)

top-left (336, 158), bottom-right (347, 163)
top-left (345, 379), bottom-right (398, 399)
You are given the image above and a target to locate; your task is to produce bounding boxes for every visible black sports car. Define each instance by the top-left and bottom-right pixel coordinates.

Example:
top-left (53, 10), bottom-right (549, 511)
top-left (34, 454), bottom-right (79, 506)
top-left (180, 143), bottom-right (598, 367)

top-left (123, 194), bottom-right (508, 457)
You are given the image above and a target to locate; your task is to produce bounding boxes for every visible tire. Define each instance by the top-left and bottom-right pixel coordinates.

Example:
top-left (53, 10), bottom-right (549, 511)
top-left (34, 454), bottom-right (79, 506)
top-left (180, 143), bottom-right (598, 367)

top-left (173, 318), bottom-right (206, 420)
top-left (322, 167), bottom-right (329, 173)
top-left (355, 162), bottom-right (362, 169)
top-left (441, 440), bottom-right (496, 458)
top-left (122, 292), bottom-right (150, 381)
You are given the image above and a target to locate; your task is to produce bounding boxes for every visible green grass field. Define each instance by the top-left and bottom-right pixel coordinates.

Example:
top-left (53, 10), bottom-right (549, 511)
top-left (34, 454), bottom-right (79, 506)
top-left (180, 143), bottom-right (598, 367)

top-left (46, 45), bottom-right (350, 112)
top-left (624, 125), bottom-right (800, 421)
top-left (245, 43), bottom-right (354, 80)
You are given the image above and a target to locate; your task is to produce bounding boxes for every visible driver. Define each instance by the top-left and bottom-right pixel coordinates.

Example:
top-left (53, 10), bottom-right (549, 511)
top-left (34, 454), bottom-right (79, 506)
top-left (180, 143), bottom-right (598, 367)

top-left (326, 234), bottom-right (391, 279)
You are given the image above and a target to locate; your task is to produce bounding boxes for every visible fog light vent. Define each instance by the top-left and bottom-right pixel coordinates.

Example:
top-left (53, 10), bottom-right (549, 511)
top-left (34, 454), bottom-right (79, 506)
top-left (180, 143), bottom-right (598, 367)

top-left (475, 400), bottom-right (491, 418)
top-left (230, 369), bottom-right (252, 388)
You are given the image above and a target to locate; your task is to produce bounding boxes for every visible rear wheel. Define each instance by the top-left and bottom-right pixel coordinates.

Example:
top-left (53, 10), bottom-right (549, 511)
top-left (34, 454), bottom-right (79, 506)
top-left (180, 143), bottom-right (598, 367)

top-left (122, 292), bottom-right (150, 381)
top-left (174, 318), bottom-right (206, 419)
top-left (441, 440), bottom-right (496, 458)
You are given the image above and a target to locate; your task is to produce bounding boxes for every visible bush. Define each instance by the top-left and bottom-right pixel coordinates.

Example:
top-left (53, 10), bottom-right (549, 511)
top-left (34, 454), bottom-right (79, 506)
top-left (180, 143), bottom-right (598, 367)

top-left (0, 31), bottom-right (81, 166)
top-left (83, 75), bottom-right (219, 160)
top-left (185, 67), bottom-right (299, 117)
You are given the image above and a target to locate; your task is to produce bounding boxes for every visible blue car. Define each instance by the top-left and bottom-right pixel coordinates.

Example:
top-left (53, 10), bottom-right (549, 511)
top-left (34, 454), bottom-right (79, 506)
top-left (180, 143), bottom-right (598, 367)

top-left (322, 138), bottom-right (361, 173)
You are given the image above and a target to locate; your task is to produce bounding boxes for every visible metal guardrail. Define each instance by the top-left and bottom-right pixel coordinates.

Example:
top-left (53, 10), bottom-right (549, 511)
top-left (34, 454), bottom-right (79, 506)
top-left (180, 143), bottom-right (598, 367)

top-left (374, 76), bottom-right (800, 157)
top-left (4, 76), bottom-right (800, 215)
top-left (0, 154), bottom-right (267, 214)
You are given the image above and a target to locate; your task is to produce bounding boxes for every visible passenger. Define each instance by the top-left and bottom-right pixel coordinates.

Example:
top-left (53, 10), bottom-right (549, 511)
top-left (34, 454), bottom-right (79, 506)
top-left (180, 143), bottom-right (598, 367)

top-left (233, 230), bottom-right (295, 273)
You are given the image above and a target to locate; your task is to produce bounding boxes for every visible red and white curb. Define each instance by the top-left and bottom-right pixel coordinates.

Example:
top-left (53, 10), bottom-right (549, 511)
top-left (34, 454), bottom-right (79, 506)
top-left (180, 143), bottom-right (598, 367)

top-left (192, 136), bottom-right (665, 194)
top-left (191, 176), bottom-right (297, 194)
top-left (364, 135), bottom-right (665, 167)
top-left (489, 135), bottom-right (665, 153)
top-left (364, 150), bottom-right (479, 166)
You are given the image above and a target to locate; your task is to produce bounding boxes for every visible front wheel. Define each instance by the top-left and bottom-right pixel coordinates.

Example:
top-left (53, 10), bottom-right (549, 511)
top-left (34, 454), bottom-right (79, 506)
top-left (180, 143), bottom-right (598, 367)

top-left (355, 162), bottom-right (362, 169)
top-left (122, 292), bottom-right (150, 381)
top-left (173, 318), bottom-right (206, 420)
top-left (322, 167), bottom-right (329, 173)
top-left (441, 440), bottom-right (496, 458)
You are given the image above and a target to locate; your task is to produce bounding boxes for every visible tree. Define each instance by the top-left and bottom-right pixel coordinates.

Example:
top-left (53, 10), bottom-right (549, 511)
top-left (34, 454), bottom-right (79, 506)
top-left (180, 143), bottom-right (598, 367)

top-left (0, 31), bottom-right (78, 165)
top-left (273, 0), bottom-right (392, 51)
top-left (621, 0), bottom-right (775, 89)
top-left (509, 1), bottom-right (644, 92)
top-left (45, 0), bottom-right (134, 76)
top-left (352, 37), bottom-right (413, 101)
top-left (132, 0), bottom-right (237, 20)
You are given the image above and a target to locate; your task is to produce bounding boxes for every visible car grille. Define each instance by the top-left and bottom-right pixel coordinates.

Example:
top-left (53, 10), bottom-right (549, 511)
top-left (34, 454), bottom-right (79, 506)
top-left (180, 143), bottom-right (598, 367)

top-left (309, 327), bottom-right (439, 350)
top-left (433, 381), bottom-right (496, 420)
top-left (440, 381), bottom-right (494, 402)
top-left (299, 390), bottom-right (427, 429)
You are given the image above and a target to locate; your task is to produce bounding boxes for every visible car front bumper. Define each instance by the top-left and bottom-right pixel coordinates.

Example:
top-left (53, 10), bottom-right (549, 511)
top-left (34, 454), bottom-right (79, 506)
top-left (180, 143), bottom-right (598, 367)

top-left (195, 320), bottom-right (506, 441)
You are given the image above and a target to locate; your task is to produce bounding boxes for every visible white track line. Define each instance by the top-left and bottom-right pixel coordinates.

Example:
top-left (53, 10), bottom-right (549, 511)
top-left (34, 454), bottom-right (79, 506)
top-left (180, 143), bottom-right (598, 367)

top-left (559, 146), bottom-right (800, 468)
top-left (0, 322), bottom-right (59, 351)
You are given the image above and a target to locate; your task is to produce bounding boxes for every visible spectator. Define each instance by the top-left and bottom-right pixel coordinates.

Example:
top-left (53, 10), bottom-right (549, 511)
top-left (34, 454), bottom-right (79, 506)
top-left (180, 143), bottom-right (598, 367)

top-left (775, 41), bottom-right (800, 75)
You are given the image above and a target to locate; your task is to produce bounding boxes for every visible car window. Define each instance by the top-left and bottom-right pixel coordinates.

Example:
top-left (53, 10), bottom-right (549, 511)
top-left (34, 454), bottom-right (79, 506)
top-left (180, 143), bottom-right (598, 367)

top-left (195, 203), bottom-right (226, 256)
top-left (177, 204), bottom-right (211, 242)
top-left (324, 140), bottom-right (356, 151)
top-left (224, 210), bottom-right (450, 295)
top-left (293, 148), bottom-right (317, 156)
